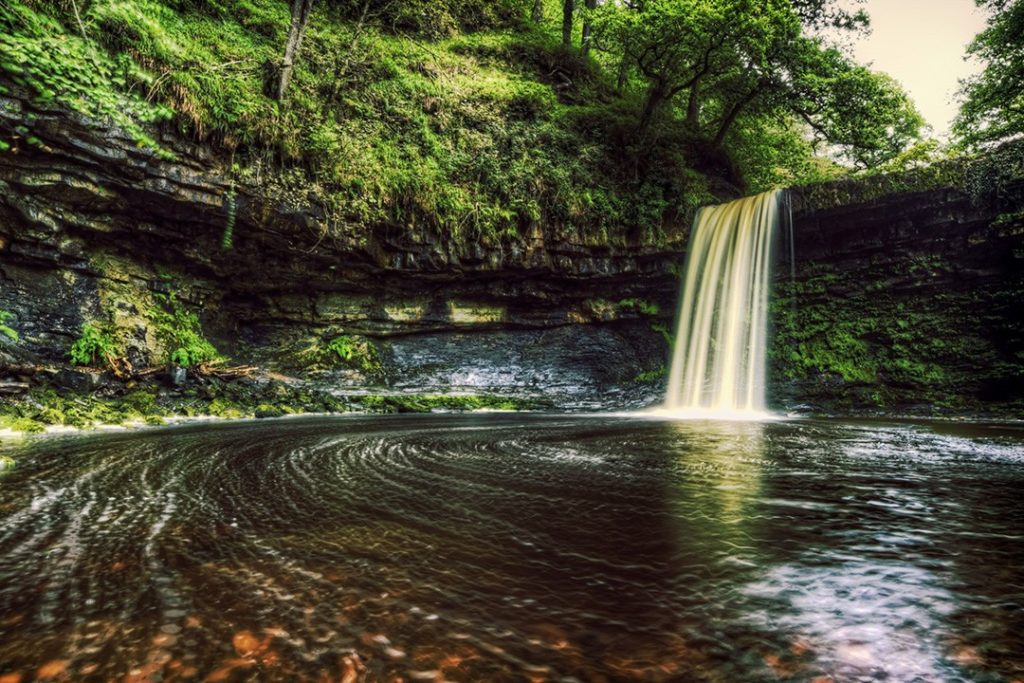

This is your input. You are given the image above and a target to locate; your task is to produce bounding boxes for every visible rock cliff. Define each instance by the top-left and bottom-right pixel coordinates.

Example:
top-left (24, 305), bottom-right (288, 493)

top-left (2, 85), bottom-right (1022, 415)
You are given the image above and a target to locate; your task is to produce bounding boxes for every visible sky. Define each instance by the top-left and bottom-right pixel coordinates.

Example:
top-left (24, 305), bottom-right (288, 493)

top-left (849, 0), bottom-right (990, 138)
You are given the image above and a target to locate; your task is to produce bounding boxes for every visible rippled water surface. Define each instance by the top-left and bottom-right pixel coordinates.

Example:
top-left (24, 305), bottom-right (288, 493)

top-left (1, 414), bottom-right (1022, 682)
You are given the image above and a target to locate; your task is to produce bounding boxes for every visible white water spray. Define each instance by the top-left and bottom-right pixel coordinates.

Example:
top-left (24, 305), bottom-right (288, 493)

top-left (661, 190), bottom-right (781, 418)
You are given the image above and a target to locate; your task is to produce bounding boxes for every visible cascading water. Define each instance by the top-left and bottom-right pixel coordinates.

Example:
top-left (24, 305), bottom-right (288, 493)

top-left (663, 189), bottom-right (782, 417)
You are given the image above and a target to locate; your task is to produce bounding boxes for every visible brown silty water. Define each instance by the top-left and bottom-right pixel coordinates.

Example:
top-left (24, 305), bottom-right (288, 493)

top-left (0, 413), bottom-right (1022, 682)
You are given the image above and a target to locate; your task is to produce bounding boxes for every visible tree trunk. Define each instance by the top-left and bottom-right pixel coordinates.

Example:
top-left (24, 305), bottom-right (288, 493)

top-left (581, 0), bottom-right (597, 56)
top-left (686, 78), bottom-right (701, 128)
top-left (713, 87), bottom-right (762, 146)
top-left (638, 83), bottom-right (666, 134)
top-left (616, 54), bottom-right (629, 93)
top-left (532, 0), bottom-right (544, 22)
top-left (562, 0), bottom-right (574, 48)
top-left (276, 0), bottom-right (315, 101)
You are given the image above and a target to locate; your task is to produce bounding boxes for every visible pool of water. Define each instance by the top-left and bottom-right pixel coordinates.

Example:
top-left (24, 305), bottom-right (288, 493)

top-left (0, 414), bottom-right (1022, 682)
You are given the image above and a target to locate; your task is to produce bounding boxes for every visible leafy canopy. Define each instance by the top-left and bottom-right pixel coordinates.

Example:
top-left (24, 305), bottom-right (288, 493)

top-left (955, 0), bottom-right (1024, 148)
top-left (590, 0), bottom-right (922, 167)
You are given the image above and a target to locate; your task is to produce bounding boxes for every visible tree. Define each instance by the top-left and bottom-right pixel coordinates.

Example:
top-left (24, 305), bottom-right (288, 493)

top-left (581, 0), bottom-right (598, 56)
top-left (955, 0), bottom-right (1024, 148)
top-left (591, 0), bottom-right (922, 166)
top-left (532, 0), bottom-right (544, 22)
top-left (562, 0), bottom-right (574, 47)
top-left (592, 0), bottom-right (799, 133)
top-left (276, 0), bottom-right (315, 101)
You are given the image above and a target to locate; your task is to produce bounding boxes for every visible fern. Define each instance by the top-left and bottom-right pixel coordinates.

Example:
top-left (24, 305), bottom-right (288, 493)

top-left (221, 182), bottom-right (237, 250)
top-left (150, 292), bottom-right (220, 367)
top-left (0, 310), bottom-right (17, 342)
top-left (68, 323), bottom-right (116, 367)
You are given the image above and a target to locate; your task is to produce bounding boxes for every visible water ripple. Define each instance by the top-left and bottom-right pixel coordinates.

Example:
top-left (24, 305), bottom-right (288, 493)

top-left (0, 414), bottom-right (1021, 682)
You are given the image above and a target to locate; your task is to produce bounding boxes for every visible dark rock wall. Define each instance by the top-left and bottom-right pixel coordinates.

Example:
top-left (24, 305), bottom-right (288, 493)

top-left (0, 86), bottom-right (672, 405)
top-left (776, 175), bottom-right (1024, 416)
top-left (1, 83), bottom-right (1022, 414)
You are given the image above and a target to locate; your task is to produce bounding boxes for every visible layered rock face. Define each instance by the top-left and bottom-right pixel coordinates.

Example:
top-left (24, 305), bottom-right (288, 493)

top-left (777, 161), bottom-right (1024, 415)
top-left (1, 85), bottom-right (1022, 414)
top-left (0, 86), bottom-right (673, 407)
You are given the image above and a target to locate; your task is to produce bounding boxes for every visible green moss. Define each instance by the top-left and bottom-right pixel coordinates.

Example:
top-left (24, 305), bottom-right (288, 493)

top-left (255, 403), bottom-right (285, 418)
top-left (769, 248), bottom-right (1023, 413)
top-left (0, 416), bottom-right (45, 433)
top-left (206, 398), bottom-right (246, 419)
top-left (354, 393), bottom-right (539, 413)
top-left (650, 322), bottom-right (673, 346)
top-left (122, 390), bottom-right (162, 416)
top-left (619, 298), bottom-right (660, 316)
top-left (297, 334), bottom-right (382, 374)
top-left (635, 365), bottom-right (667, 383)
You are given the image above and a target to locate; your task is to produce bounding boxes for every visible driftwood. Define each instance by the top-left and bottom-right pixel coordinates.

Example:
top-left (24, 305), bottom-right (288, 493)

top-left (105, 354), bottom-right (134, 381)
top-left (194, 361), bottom-right (259, 379)
top-left (0, 381), bottom-right (30, 395)
top-left (0, 364), bottom-right (45, 377)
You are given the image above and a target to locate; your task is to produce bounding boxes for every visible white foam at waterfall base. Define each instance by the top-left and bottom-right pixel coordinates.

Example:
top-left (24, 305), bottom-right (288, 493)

top-left (659, 190), bottom-right (782, 420)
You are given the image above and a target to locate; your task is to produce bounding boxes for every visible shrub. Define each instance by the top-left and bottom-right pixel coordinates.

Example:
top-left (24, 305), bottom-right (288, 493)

top-left (149, 292), bottom-right (220, 367)
top-left (68, 323), bottom-right (117, 367)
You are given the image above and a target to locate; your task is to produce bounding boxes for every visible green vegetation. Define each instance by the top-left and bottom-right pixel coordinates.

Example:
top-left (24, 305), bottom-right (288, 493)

top-left (651, 322), bottom-right (673, 346)
top-left (618, 298), bottom-right (660, 316)
top-left (0, 2), bottom-right (173, 153)
top-left (955, 0), bottom-right (1024, 149)
top-left (297, 334), bottom-right (382, 374)
top-left (322, 335), bottom-right (381, 373)
top-left (0, 379), bottom-right (539, 434)
top-left (68, 323), bottom-right (117, 367)
top-left (354, 393), bottom-right (540, 413)
top-left (768, 250), bottom-right (1024, 413)
top-left (0, 311), bottom-right (17, 342)
top-left (635, 365), bottom-right (667, 383)
top-left (0, 0), bottom-right (928, 248)
top-left (149, 292), bottom-right (220, 367)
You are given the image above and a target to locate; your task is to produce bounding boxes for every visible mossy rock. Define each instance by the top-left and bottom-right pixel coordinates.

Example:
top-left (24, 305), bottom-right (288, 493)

top-left (254, 404), bottom-right (285, 419)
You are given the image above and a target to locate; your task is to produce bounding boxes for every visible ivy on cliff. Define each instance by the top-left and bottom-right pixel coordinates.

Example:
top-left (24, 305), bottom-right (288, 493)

top-left (0, 3), bottom-right (173, 154)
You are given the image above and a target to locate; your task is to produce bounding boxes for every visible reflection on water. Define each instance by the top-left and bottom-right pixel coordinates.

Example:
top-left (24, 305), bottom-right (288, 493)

top-left (0, 414), bottom-right (1022, 682)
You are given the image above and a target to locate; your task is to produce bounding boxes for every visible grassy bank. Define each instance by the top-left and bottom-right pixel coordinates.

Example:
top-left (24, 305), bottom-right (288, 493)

top-left (0, 0), bottom-right (732, 247)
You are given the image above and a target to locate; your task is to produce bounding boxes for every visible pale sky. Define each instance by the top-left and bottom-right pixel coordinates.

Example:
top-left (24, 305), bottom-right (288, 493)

top-left (850, 0), bottom-right (990, 138)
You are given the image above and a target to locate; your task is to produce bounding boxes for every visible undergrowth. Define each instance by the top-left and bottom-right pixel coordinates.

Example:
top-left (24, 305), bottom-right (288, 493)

top-left (1, 0), bottom-right (717, 244)
top-left (149, 292), bottom-right (220, 367)
top-left (68, 323), bottom-right (117, 367)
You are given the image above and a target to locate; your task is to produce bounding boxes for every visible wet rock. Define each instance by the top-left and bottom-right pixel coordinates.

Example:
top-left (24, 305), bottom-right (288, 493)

top-left (53, 367), bottom-right (104, 393)
top-left (167, 365), bottom-right (187, 387)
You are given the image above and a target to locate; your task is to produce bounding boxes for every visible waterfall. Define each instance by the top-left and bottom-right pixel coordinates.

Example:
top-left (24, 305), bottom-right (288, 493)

top-left (663, 189), bottom-right (781, 417)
